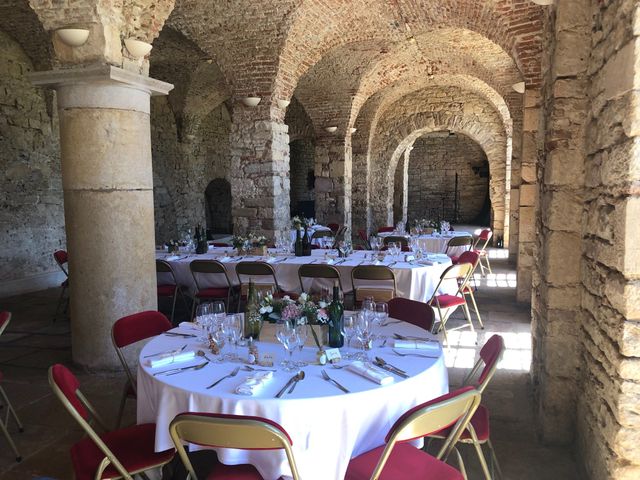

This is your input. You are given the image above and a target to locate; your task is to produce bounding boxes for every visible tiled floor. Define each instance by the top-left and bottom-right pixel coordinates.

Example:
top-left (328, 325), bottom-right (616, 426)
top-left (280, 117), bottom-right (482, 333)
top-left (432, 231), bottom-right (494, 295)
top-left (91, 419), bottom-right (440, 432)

top-left (0, 251), bottom-right (580, 479)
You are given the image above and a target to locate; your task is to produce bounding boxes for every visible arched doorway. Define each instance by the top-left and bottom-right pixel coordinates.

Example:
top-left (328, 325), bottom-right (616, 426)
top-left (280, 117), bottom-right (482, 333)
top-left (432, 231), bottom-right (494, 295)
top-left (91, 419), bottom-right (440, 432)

top-left (205, 178), bottom-right (232, 235)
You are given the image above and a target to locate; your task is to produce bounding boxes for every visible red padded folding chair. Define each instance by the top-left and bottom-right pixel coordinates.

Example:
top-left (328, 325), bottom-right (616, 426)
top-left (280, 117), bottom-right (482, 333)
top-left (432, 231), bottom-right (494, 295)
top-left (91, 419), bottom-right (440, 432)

top-left (377, 226), bottom-right (395, 233)
top-left (428, 335), bottom-right (505, 480)
top-left (111, 311), bottom-right (172, 428)
top-left (345, 386), bottom-right (481, 480)
top-left (53, 250), bottom-right (69, 322)
top-left (48, 364), bottom-right (174, 480)
top-left (0, 312), bottom-right (23, 462)
top-left (454, 250), bottom-right (484, 329)
top-left (169, 412), bottom-right (301, 479)
top-left (473, 229), bottom-right (493, 276)
top-left (388, 298), bottom-right (435, 331)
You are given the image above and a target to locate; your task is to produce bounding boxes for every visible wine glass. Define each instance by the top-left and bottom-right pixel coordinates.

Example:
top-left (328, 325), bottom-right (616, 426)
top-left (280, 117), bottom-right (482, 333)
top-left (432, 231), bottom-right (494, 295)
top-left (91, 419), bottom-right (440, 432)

top-left (195, 303), bottom-right (212, 342)
top-left (211, 301), bottom-right (226, 328)
top-left (223, 314), bottom-right (242, 361)
top-left (342, 313), bottom-right (356, 358)
top-left (355, 312), bottom-right (373, 361)
top-left (275, 321), bottom-right (296, 371)
top-left (375, 302), bottom-right (389, 346)
top-left (209, 326), bottom-right (226, 362)
top-left (294, 324), bottom-right (309, 367)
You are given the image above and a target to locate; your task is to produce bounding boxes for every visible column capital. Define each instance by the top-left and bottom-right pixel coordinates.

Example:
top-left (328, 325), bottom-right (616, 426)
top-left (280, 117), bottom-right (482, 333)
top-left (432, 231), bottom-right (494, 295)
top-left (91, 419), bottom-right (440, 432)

top-left (29, 65), bottom-right (173, 114)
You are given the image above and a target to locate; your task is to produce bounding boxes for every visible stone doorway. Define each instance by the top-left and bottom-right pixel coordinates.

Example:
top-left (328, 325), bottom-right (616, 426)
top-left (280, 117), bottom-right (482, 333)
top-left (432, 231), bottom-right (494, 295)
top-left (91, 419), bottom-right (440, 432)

top-left (205, 178), bottom-right (232, 235)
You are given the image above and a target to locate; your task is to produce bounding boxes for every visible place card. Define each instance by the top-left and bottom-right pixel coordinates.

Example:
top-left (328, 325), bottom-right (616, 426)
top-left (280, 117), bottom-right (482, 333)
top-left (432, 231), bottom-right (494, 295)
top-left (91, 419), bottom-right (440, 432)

top-left (325, 348), bottom-right (342, 363)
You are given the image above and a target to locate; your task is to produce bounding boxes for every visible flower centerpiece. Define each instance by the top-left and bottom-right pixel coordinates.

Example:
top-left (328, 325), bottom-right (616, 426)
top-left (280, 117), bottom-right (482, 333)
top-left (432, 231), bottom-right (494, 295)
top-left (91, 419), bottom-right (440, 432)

top-left (165, 239), bottom-right (179, 254)
top-left (232, 232), bottom-right (268, 256)
top-left (259, 292), bottom-right (329, 351)
top-left (415, 218), bottom-right (441, 234)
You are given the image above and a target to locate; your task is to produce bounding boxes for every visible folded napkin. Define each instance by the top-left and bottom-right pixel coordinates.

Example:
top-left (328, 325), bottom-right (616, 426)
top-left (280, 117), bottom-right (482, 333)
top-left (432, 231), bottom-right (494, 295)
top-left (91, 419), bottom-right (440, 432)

top-left (178, 322), bottom-right (199, 330)
top-left (235, 371), bottom-right (274, 395)
top-left (165, 255), bottom-right (181, 261)
top-left (263, 256), bottom-right (277, 263)
top-left (393, 340), bottom-right (440, 351)
top-left (218, 256), bottom-right (232, 263)
top-left (323, 258), bottom-right (336, 265)
top-left (147, 350), bottom-right (195, 368)
top-left (347, 361), bottom-right (394, 385)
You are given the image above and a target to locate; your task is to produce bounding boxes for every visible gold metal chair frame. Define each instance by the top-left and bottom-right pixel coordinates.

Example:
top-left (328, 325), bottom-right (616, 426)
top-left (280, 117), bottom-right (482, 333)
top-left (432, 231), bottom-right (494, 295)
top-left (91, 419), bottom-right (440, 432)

top-left (190, 259), bottom-right (233, 318)
top-left (48, 367), bottom-right (172, 480)
top-left (382, 235), bottom-right (409, 248)
top-left (351, 265), bottom-right (397, 305)
top-left (473, 231), bottom-right (493, 276)
top-left (110, 329), bottom-right (139, 430)
top-left (235, 261), bottom-right (281, 310)
top-left (53, 251), bottom-right (69, 322)
top-left (169, 413), bottom-right (301, 480)
top-left (156, 259), bottom-right (189, 324)
top-left (428, 263), bottom-right (475, 346)
top-left (332, 225), bottom-right (347, 248)
top-left (444, 236), bottom-right (473, 256)
top-left (0, 312), bottom-right (23, 462)
top-left (429, 337), bottom-right (506, 480)
top-left (459, 255), bottom-right (485, 330)
top-left (298, 263), bottom-right (343, 293)
top-left (363, 388), bottom-right (482, 480)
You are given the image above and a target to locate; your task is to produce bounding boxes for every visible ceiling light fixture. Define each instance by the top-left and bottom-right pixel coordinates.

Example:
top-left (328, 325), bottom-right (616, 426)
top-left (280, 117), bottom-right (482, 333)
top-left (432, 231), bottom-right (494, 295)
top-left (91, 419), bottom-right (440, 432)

top-left (56, 28), bottom-right (90, 47)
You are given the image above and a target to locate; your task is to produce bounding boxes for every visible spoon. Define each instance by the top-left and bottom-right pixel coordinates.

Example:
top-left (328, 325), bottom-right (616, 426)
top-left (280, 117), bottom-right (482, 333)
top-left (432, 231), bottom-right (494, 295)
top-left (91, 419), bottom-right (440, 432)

top-left (196, 350), bottom-right (215, 362)
top-left (243, 365), bottom-right (277, 372)
top-left (288, 371), bottom-right (305, 394)
top-left (144, 344), bottom-right (186, 359)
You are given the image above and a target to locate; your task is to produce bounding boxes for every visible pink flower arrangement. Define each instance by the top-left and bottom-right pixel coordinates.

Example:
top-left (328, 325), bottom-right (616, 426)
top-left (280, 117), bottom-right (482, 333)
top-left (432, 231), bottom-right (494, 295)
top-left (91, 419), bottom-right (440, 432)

top-left (281, 303), bottom-right (302, 323)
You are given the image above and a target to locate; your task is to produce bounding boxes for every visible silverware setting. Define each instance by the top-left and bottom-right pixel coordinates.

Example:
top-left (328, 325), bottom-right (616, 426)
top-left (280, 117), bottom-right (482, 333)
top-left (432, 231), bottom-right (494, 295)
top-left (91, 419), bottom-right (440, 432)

top-left (164, 332), bottom-right (197, 338)
top-left (381, 320), bottom-right (403, 327)
top-left (144, 344), bottom-right (187, 359)
top-left (206, 366), bottom-right (241, 389)
top-left (321, 369), bottom-right (350, 393)
top-left (275, 372), bottom-right (302, 398)
top-left (243, 365), bottom-right (277, 372)
top-left (288, 371), bottom-right (305, 394)
top-left (153, 361), bottom-right (208, 376)
top-left (392, 349), bottom-right (438, 359)
top-left (393, 333), bottom-right (438, 343)
top-left (275, 257), bottom-right (289, 263)
top-left (374, 357), bottom-right (409, 378)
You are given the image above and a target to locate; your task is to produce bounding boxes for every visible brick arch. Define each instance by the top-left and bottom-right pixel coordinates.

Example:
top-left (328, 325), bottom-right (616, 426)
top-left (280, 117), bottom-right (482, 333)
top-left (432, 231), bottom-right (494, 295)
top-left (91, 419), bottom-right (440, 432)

top-left (0, 0), bottom-right (53, 70)
top-left (367, 88), bottom-right (508, 237)
top-left (274, 0), bottom-right (541, 102)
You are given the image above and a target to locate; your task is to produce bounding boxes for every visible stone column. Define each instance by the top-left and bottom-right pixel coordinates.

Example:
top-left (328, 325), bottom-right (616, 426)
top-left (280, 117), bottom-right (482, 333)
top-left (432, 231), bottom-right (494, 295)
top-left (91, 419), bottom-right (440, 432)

top-left (229, 102), bottom-right (290, 239)
top-left (314, 134), bottom-right (352, 231)
top-left (516, 89), bottom-right (541, 303)
top-left (31, 65), bottom-right (173, 369)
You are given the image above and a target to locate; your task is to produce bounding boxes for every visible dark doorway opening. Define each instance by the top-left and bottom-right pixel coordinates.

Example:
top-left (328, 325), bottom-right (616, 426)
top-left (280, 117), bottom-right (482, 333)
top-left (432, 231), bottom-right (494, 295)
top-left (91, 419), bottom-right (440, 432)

top-left (205, 178), bottom-right (232, 235)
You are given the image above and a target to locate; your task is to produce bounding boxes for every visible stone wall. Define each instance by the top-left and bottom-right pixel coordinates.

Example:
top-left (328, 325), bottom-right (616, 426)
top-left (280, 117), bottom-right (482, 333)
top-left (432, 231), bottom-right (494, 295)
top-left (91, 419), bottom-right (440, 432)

top-left (289, 139), bottom-right (315, 215)
top-left (151, 96), bottom-right (231, 243)
top-left (0, 29), bottom-right (64, 296)
top-left (404, 133), bottom-right (489, 225)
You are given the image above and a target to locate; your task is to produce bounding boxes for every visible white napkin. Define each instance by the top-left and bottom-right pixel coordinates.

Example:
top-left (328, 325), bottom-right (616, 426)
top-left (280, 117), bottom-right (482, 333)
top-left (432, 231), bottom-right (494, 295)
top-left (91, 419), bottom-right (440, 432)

top-left (218, 256), bottom-right (232, 263)
top-left (393, 340), bottom-right (440, 351)
top-left (235, 371), bottom-right (274, 395)
top-left (263, 256), bottom-right (277, 264)
top-left (178, 322), bottom-right (199, 330)
top-left (347, 361), bottom-right (394, 385)
top-left (323, 258), bottom-right (336, 265)
top-left (165, 255), bottom-right (180, 261)
top-left (148, 350), bottom-right (195, 368)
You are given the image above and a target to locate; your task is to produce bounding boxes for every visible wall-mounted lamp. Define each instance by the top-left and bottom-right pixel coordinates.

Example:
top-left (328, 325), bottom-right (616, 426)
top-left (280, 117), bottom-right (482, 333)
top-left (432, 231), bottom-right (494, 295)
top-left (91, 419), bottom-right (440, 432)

top-left (349, 127), bottom-right (357, 134)
top-left (325, 126), bottom-right (338, 133)
top-left (124, 38), bottom-right (153, 58)
top-left (241, 97), bottom-right (262, 107)
top-left (512, 81), bottom-right (526, 94)
top-left (531, 0), bottom-right (555, 5)
top-left (56, 28), bottom-right (90, 47)
top-left (277, 99), bottom-right (290, 109)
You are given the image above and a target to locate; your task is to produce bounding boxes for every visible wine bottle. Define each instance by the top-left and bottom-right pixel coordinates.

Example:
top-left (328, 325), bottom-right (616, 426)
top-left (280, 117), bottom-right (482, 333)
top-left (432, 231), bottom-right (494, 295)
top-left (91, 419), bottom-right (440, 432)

top-left (328, 281), bottom-right (344, 348)
top-left (244, 279), bottom-right (262, 340)
top-left (302, 226), bottom-right (311, 256)
top-left (294, 228), bottom-right (303, 257)
top-left (195, 223), bottom-right (208, 254)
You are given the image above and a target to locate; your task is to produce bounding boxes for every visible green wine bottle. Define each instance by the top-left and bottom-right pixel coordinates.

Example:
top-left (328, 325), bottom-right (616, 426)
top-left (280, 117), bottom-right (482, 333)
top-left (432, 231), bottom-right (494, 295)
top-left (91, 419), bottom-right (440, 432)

top-left (328, 281), bottom-right (344, 348)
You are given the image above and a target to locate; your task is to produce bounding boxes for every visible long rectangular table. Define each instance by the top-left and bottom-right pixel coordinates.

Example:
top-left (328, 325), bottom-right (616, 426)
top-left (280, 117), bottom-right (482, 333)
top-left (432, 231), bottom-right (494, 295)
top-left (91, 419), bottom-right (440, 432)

top-left (157, 248), bottom-right (456, 302)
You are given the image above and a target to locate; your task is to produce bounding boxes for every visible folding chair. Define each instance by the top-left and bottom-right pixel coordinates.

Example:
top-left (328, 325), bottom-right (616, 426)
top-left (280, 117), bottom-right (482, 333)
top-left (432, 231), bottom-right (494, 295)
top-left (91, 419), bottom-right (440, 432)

top-left (170, 413), bottom-right (301, 480)
top-left (358, 230), bottom-right (372, 250)
top-left (382, 235), bottom-right (409, 249)
top-left (298, 264), bottom-right (353, 307)
top-left (156, 259), bottom-right (189, 324)
top-left (377, 226), bottom-right (395, 233)
top-left (0, 312), bottom-right (23, 462)
top-left (111, 311), bottom-right (172, 428)
top-left (327, 223), bottom-right (340, 234)
top-left (190, 260), bottom-right (233, 318)
top-left (345, 386), bottom-right (481, 480)
top-left (428, 263), bottom-right (475, 345)
top-left (53, 250), bottom-right (69, 321)
top-left (311, 229), bottom-right (335, 249)
top-left (453, 251), bottom-right (484, 329)
top-left (332, 226), bottom-right (348, 248)
top-left (473, 229), bottom-right (493, 276)
top-left (388, 298), bottom-right (435, 331)
top-left (351, 265), bottom-right (397, 307)
top-left (48, 364), bottom-right (174, 480)
top-left (235, 261), bottom-right (290, 311)
top-left (428, 335), bottom-right (505, 479)
top-left (444, 236), bottom-right (473, 262)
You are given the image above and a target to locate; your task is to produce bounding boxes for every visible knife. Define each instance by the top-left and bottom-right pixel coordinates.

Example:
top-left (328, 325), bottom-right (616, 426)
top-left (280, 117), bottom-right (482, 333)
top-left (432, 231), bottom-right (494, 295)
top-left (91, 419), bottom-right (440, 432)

top-left (153, 362), bottom-right (206, 376)
top-left (275, 374), bottom-right (298, 398)
top-left (164, 332), bottom-right (197, 338)
top-left (374, 357), bottom-right (409, 378)
top-left (393, 333), bottom-right (438, 343)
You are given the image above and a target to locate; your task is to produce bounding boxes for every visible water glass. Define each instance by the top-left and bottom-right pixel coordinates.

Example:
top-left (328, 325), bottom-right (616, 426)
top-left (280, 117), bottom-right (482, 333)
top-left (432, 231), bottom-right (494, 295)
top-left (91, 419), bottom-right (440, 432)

top-left (342, 313), bottom-right (357, 358)
top-left (275, 321), bottom-right (296, 371)
top-left (223, 314), bottom-right (243, 361)
top-left (294, 324), bottom-right (309, 367)
top-left (355, 312), bottom-right (373, 361)
top-left (195, 303), bottom-right (213, 342)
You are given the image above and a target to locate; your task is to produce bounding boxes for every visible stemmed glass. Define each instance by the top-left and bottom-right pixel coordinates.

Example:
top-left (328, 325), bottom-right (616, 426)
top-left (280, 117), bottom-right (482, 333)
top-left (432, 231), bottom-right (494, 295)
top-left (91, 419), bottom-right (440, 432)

top-left (342, 313), bottom-right (356, 359)
top-left (195, 303), bottom-right (213, 343)
top-left (355, 312), bottom-right (373, 361)
top-left (375, 302), bottom-right (389, 346)
top-left (275, 321), bottom-right (296, 371)
top-left (294, 324), bottom-right (309, 367)
top-left (211, 301), bottom-right (226, 330)
top-left (209, 326), bottom-right (226, 362)
top-left (223, 314), bottom-right (243, 361)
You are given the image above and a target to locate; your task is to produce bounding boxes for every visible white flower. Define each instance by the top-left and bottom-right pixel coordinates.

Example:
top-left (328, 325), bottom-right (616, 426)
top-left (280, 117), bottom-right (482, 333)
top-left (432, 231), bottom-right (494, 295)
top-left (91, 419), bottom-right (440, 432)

top-left (296, 318), bottom-right (307, 326)
top-left (318, 301), bottom-right (328, 308)
top-left (299, 292), bottom-right (309, 302)
top-left (265, 306), bottom-right (273, 313)
top-left (259, 307), bottom-right (267, 314)
top-left (283, 295), bottom-right (291, 301)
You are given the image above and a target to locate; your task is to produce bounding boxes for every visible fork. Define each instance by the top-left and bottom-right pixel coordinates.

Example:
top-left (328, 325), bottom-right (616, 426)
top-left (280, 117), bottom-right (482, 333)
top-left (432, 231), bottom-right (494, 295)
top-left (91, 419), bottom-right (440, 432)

top-left (392, 349), bottom-right (438, 359)
top-left (206, 366), bottom-right (241, 389)
top-left (321, 369), bottom-right (350, 393)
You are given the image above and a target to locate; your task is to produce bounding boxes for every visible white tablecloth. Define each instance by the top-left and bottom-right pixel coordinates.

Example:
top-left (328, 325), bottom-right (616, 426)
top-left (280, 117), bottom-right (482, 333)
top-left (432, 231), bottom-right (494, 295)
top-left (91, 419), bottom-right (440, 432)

top-left (157, 249), bottom-right (456, 301)
top-left (137, 320), bottom-right (448, 480)
top-left (377, 231), bottom-right (472, 257)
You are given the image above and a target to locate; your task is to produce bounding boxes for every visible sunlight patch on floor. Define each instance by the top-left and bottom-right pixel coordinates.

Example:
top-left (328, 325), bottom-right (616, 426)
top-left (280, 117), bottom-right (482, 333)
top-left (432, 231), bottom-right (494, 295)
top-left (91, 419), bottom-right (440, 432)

top-left (444, 329), bottom-right (532, 372)
top-left (473, 272), bottom-right (517, 288)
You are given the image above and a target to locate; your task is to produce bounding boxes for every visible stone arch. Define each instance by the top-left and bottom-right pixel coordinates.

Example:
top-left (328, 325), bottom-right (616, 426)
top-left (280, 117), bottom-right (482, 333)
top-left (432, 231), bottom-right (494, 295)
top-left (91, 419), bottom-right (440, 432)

top-left (205, 178), bottom-right (232, 235)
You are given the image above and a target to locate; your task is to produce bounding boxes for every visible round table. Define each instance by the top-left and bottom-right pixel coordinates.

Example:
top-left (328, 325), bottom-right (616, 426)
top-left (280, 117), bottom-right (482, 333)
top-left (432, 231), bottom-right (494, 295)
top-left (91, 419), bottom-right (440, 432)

top-left (137, 320), bottom-right (448, 480)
